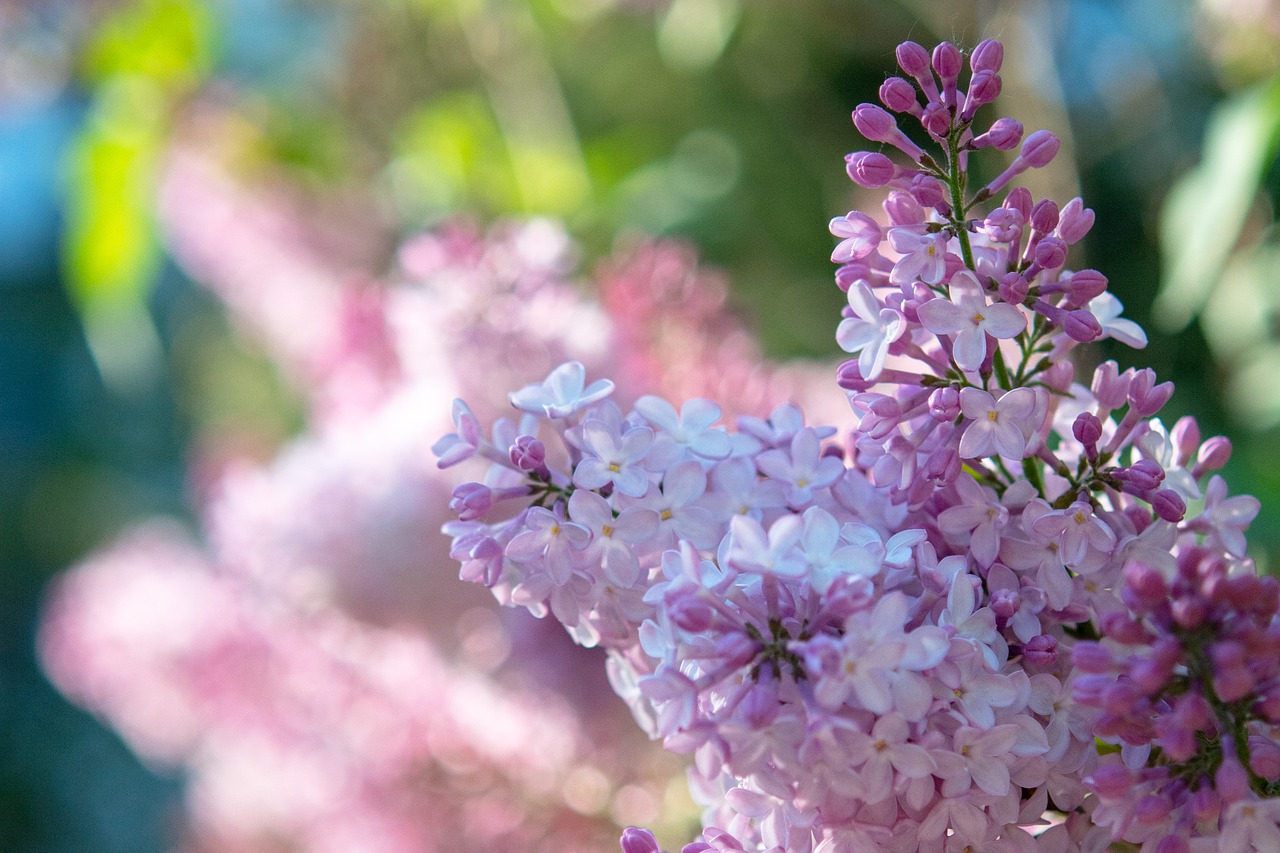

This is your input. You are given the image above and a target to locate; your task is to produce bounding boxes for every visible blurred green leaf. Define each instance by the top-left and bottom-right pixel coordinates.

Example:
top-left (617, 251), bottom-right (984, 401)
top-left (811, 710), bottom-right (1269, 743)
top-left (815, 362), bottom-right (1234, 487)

top-left (82, 0), bottom-right (215, 85)
top-left (1155, 76), bottom-right (1280, 331)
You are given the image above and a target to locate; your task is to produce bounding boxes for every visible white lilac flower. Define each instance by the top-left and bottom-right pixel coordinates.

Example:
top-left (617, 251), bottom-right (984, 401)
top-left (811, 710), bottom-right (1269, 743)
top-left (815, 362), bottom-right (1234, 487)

top-left (836, 281), bottom-right (907, 381)
top-left (508, 360), bottom-right (615, 418)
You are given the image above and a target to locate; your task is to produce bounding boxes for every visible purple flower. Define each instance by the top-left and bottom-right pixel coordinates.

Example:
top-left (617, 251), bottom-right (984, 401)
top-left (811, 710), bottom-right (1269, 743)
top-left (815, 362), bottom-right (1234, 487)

top-left (957, 387), bottom-right (1038, 460)
top-left (573, 418), bottom-right (655, 497)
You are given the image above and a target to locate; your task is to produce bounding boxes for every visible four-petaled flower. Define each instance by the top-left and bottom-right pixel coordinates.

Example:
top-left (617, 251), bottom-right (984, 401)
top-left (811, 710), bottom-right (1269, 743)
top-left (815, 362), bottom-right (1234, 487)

top-left (837, 281), bottom-right (908, 381)
top-left (509, 360), bottom-right (615, 418)
top-left (917, 270), bottom-right (1026, 372)
top-left (958, 386), bottom-right (1038, 460)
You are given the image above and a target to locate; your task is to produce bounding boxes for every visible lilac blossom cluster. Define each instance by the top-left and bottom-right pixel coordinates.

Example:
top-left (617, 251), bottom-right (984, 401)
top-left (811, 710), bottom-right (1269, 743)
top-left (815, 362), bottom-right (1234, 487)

top-left (439, 39), bottom-right (1275, 852)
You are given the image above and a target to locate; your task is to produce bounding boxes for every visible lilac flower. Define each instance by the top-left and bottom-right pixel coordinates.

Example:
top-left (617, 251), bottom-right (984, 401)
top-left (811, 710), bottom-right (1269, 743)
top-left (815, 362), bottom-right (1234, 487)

top-left (567, 490), bottom-right (659, 587)
top-left (505, 505), bottom-right (590, 586)
top-left (836, 281), bottom-right (907, 381)
top-left (1186, 475), bottom-right (1261, 557)
top-left (937, 474), bottom-right (1008, 567)
top-left (725, 514), bottom-right (806, 580)
top-left (887, 228), bottom-right (950, 287)
top-left (829, 211), bottom-right (883, 263)
top-left (917, 270), bottom-right (1026, 371)
top-left (432, 398), bottom-right (484, 467)
top-left (573, 417), bottom-right (655, 497)
top-left (756, 427), bottom-right (845, 506)
top-left (1087, 292), bottom-right (1148, 349)
top-left (957, 387), bottom-right (1038, 460)
top-left (634, 395), bottom-right (733, 462)
top-left (509, 360), bottom-right (615, 418)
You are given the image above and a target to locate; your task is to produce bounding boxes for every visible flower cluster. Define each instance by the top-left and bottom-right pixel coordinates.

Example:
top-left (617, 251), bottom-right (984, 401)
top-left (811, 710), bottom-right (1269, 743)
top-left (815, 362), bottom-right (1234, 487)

top-left (440, 39), bottom-right (1276, 852)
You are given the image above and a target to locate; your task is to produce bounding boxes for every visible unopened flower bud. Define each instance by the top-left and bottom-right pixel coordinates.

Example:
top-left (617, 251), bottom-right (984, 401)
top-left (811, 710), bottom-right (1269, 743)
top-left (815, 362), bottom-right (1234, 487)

top-left (1024, 634), bottom-right (1058, 666)
top-left (998, 272), bottom-right (1029, 304)
top-left (990, 588), bottom-right (1021, 619)
top-left (1071, 641), bottom-right (1113, 673)
top-left (909, 174), bottom-right (947, 209)
top-left (921, 101), bottom-right (951, 136)
top-left (970, 38), bottom-right (1004, 73)
top-left (1154, 835), bottom-right (1189, 853)
top-left (450, 482), bottom-right (493, 521)
top-left (1005, 186), bottom-right (1033, 218)
top-left (1073, 412), bottom-right (1103, 447)
top-left (972, 116), bottom-right (1022, 150)
top-left (1116, 458), bottom-right (1165, 492)
top-left (1216, 755), bottom-right (1251, 803)
top-left (1020, 130), bottom-right (1060, 168)
top-left (1057, 197), bottom-right (1095, 243)
top-left (1088, 763), bottom-right (1135, 798)
top-left (1092, 360), bottom-right (1132, 411)
top-left (1062, 309), bottom-right (1103, 342)
top-left (960, 69), bottom-right (1001, 120)
top-left (836, 359), bottom-right (873, 391)
top-left (1127, 368), bottom-right (1174, 416)
top-left (1134, 795), bottom-right (1172, 825)
top-left (853, 103), bottom-right (897, 141)
top-left (1033, 236), bottom-right (1068, 270)
top-left (1171, 595), bottom-right (1206, 629)
top-left (1031, 199), bottom-right (1060, 233)
top-left (884, 190), bottom-right (924, 226)
top-left (1102, 611), bottom-right (1153, 644)
top-left (1124, 561), bottom-right (1168, 611)
top-left (1249, 737), bottom-right (1280, 780)
top-left (845, 151), bottom-right (897, 188)
top-left (510, 434), bottom-right (547, 472)
top-left (895, 40), bottom-right (931, 77)
top-left (931, 41), bottom-right (963, 78)
top-left (880, 77), bottom-right (919, 113)
top-left (1066, 269), bottom-right (1108, 305)
top-left (667, 591), bottom-right (716, 633)
top-left (929, 386), bottom-right (961, 421)
top-left (1171, 416), bottom-right (1201, 464)
top-left (924, 445), bottom-right (962, 484)
top-left (621, 827), bottom-right (663, 853)
top-left (1196, 436), bottom-right (1232, 474)
top-left (1151, 488), bottom-right (1186, 522)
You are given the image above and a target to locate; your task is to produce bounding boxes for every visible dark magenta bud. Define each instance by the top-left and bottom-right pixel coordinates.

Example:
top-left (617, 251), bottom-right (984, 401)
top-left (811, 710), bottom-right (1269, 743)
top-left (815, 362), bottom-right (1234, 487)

top-left (853, 103), bottom-right (898, 141)
top-left (1063, 309), bottom-right (1103, 343)
top-left (973, 116), bottom-right (1022, 150)
top-left (1024, 634), bottom-right (1058, 666)
top-left (621, 827), bottom-right (663, 853)
top-left (1033, 236), bottom-right (1068, 271)
top-left (997, 272), bottom-right (1029, 304)
top-left (450, 482), bottom-right (493, 521)
top-left (932, 42), bottom-right (963, 78)
top-left (1066, 269), bottom-right (1109, 304)
top-left (1073, 412), bottom-right (1103, 447)
top-left (510, 434), bottom-right (547, 472)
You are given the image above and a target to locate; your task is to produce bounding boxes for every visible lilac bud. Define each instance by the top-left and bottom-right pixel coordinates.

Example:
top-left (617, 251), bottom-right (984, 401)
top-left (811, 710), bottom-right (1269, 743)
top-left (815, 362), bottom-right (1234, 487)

top-left (972, 117), bottom-right (1022, 150)
top-left (1154, 835), bottom-right (1189, 853)
top-left (1066, 269), bottom-right (1108, 305)
top-left (1057, 197), bottom-right (1095, 243)
top-left (931, 41), bottom-right (963, 78)
top-left (1024, 634), bottom-right (1058, 666)
top-left (1124, 561), bottom-right (1168, 611)
top-left (1071, 641), bottom-right (1113, 673)
top-left (510, 434), bottom-right (547, 472)
top-left (1073, 413), bottom-right (1103, 447)
top-left (1171, 595), bottom-right (1206, 629)
top-left (667, 592), bottom-right (715, 633)
top-left (835, 263), bottom-right (868, 291)
top-left (990, 588), bottom-right (1021, 619)
top-left (1257, 684), bottom-right (1280, 721)
top-left (924, 445), bottom-right (962, 484)
top-left (895, 40), bottom-right (931, 77)
top-left (1033, 236), bottom-right (1068, 270)
top-left (1092, 360), bottom-right (1132, 411)
top-left (1020, 130), bottom-right (1061, 168)
top-left (1196, 436), bottom-right (1232, 473)
top-left (845, 151), bottom-right (897, 188)
top-left (960, 69), bottom-right (1001, 120)
top-left (1127, 368), bottom-right (1174, 416)
top-left (1216, 755), bottom-right (1252, 803)
top-left (909, 174), bottom-right (947, 209)
top-left (929, 386), bottom-right (961, 421)
top-left (1005, 186), bottom-right (1033, 219)
top-left (853, 103), bottom-right (898, 142)
top-left (1062, 309), bottom-right (1103, 342)
top-left (995, 272), bottom-right (1027, 304)
top-left (1250, 737), bottom-right (1280, 780)
top-left (970, 38), bottom-right (1004, 73)
top-left (450, 482), bottom-right (493, 521)
top-left (1151, 489), bottom-right (1186, 523)
top-left (1134, 795), bottom-right (1172, 825)
top-left (1118, 458), bottom-right (1165, 492)
top-left (836, 359), bottom-right (873, 391)
top-left (717, 633), bottom-right (759, 669)
top-left (1171, 416), bottom-right (1201, 464)
top-left (880, 77), bottom-right (919, 113)
top-left (884, 190), bottom-right (924, 226)
top-left (1088, 764), bottom-right (1135, 798)
top-left (1030, 199), bottom-right (1060, 233)
top-left (921, 101), bottom-right (951, 136)
top-left (621, 828), bottom-right (663, 853)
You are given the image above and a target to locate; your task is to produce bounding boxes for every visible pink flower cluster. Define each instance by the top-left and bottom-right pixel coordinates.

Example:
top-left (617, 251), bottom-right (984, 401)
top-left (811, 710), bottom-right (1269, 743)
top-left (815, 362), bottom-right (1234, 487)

top-left (439, 39), bottom-right (1275, 852)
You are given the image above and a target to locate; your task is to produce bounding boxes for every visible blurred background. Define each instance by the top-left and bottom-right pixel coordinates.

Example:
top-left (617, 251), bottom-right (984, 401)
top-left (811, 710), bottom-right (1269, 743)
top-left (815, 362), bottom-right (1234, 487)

top-left (5, 0), bottom-right (1280, 849)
